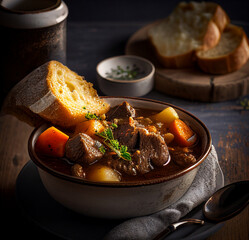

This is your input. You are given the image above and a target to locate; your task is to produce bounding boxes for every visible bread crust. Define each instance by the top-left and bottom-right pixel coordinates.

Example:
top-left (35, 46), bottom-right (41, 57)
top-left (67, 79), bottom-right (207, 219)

top-left (196, 25), bottom-right (249, 74)
top-left (148, 2), bottom-right (229, 68)
top-left (3, 62), bottom-right (50, 126)
top-left (212, 4), bottom-right (230, 32)
top-left (201, 20), bottom-right (221, 51)
top-left (149, 45), bottom-right (195, 68)
top-left (3, 61), bottom-right (110, 127)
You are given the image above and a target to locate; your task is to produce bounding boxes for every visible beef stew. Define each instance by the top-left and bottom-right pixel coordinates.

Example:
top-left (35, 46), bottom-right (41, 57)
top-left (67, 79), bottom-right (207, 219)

top-left (35, 101), bottom-right (201, 182)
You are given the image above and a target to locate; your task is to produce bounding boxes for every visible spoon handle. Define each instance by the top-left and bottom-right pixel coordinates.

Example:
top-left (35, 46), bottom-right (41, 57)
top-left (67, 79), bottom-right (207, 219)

top-left (152, 225), bottom-right (175, 240)
top-left (153, 218), bottom-right (204, 240)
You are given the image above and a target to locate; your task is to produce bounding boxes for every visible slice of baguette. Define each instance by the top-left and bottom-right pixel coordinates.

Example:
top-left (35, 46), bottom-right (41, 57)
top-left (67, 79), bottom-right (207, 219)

top-left (148, 1), bottom-right (229, 68)
top-left (3, 61), bottom-right (110, 127)
top-left (196, 24), bottom-right (249, 74)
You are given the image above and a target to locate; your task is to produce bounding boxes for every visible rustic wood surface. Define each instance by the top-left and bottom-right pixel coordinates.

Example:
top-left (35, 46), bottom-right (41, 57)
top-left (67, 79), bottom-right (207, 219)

top-left (0, 21), bottom-right (248, 239)
top-left (125, 21), bottom-right (249, 102)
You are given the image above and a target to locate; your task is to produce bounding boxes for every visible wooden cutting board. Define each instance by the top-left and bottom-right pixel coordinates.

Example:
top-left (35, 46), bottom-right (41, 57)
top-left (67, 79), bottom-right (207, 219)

top-left (125, 22), bottom-right (249, 102)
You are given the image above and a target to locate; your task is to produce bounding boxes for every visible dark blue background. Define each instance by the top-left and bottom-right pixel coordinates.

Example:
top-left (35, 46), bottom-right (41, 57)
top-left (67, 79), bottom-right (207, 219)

top-left (65, 0), bottom-right (249, 23)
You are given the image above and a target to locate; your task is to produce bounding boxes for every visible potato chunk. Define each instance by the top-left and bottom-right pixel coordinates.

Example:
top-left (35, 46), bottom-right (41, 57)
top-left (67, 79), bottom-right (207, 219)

top-left (86, 164), bottom-right (121, 182)
top-left (150, 107), bottom-right (179, 125)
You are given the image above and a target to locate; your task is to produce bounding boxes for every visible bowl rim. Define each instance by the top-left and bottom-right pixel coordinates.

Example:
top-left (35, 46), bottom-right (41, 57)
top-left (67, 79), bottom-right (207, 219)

top-left (28, 96), bottom-right (212, 188)
top-left (96, 55), bottom-right (155, 83)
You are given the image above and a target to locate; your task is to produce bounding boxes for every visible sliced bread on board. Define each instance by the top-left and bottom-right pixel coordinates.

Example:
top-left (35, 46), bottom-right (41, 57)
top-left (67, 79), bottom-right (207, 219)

top-left (3, 61), bottom-right (110, 127)
top-left (148, 1), bottom-right (229, 68)
top-left (196, 24), bottom-right (249, 74)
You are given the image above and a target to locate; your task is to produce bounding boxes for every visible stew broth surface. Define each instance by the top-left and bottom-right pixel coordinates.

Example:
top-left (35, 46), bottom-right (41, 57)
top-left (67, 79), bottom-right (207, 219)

top-left (36, 107), bottom-right (202, 182)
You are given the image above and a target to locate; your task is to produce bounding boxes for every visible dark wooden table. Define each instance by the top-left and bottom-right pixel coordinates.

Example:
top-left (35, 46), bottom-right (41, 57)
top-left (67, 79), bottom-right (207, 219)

top-left (0, 21), bottom-right (248, 240)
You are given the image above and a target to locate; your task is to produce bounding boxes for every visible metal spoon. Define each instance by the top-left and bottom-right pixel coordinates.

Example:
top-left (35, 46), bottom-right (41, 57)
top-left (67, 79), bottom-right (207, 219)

top-left (153, 180), bottom-right (249, 240)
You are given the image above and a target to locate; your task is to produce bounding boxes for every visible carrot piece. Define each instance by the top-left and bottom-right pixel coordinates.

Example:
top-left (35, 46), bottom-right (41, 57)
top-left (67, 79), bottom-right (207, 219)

top-left (169, 119), bottom-right (197, 147)
top-left (74, 121), bottom-right (89, 135)
top-left (35, 126), bottom-right (69, 157)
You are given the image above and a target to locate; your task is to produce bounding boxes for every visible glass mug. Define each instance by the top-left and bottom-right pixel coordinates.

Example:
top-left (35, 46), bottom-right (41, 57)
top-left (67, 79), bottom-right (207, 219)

top-left (0, 0), bottom-right (68, 102)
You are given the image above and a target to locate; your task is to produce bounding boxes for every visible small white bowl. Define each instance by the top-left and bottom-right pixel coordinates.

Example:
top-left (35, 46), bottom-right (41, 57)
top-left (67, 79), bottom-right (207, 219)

top-left (96, 55), bottom-right (155, 96)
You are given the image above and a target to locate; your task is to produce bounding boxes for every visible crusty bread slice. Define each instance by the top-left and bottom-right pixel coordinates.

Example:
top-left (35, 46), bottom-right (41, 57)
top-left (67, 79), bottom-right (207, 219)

top-left (3, 61), bottom-right (110, 127)
top-left (196, 24), bottom-right (249, 74)
top-left (148, 1), bottom-right (229, 68)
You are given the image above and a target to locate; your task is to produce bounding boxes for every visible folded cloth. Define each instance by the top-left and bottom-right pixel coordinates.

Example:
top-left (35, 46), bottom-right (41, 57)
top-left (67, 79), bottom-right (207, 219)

top-left (104, 145), bottom-right (224, 240)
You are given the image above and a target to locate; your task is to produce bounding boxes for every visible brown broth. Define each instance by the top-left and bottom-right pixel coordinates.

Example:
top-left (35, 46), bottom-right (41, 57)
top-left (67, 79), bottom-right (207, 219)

top-left (36, 107), bottom-right (202, 182)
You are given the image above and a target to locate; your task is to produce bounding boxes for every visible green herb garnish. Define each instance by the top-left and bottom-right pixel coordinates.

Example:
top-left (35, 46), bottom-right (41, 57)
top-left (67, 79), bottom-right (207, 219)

top-left (105, 64), bottom-right (144, 80)
top-left (109, 139), bottom-right (119, 149)
top-left (99, 145), bottom-right (106, 154)
top-left (240, 98), bottom-right (249, 110)
top-left (95, 127), bottom-right (131, 161)
top-left (120, 145), bottom-right (131, 161)
top-left (97, 127), bottom-right (114, 140)
top-left (85, 112), bottom-right (102, 120)
top-left (111, 123), bottom-right (118, 129)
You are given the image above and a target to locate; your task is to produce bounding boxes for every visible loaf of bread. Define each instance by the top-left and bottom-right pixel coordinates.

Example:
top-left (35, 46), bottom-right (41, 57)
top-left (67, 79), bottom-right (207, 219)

top-left (196, 24), bottom-right (249, 74)
top-left (3, 61), bottom-right (110, 127)
top-left (148, 1), bottom-right (229, 68)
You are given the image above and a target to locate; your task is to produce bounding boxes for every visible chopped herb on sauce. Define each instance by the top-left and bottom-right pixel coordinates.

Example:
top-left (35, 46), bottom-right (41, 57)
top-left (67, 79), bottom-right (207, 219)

top-left (85, 112), bottom-right (102, 120)
top-left (105, 65), bottom-right (144, 80)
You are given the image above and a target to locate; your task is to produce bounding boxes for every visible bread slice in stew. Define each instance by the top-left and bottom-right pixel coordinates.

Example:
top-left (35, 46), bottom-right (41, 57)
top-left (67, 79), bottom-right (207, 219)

top-left (3, 61), bottom-right (110, 127)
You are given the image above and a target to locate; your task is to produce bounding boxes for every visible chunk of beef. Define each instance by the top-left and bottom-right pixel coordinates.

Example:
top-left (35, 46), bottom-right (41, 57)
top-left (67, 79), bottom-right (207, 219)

top-left (65, 133), bottom-right (104, 164)
top-left (71, 164), bottom-right (86, 178)
top-left (106, 101), bottom-right (136, 121)
top-left (108, 127), bottom-right (169, 175)
top-left (169, 147), bottom-right (197, 167)
top-left (137, 128), bottom-right (170, 167)
top-left (107, 157), bottom-right (137, 176)
top-left (132, 150), bottom-right (153, 174)
top-left (107, 150), bottom-right (153, 176)
top-left (105, 105), bottom-right (170, 175)
top-left (113, 118), bottom-right (138, 151)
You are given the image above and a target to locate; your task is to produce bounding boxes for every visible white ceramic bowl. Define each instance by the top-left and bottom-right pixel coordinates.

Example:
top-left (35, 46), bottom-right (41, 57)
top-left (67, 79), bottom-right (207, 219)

top-left (29, 97), bottom-right (211, 219)
top-left (96, 55), bottom-right (155, 96)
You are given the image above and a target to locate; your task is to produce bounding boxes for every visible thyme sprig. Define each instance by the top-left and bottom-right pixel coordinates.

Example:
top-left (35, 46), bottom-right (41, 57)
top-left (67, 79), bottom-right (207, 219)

top-left (95, 127), bottom-right (131, 161)
top-left (98, 145), bottom-right (106, 154)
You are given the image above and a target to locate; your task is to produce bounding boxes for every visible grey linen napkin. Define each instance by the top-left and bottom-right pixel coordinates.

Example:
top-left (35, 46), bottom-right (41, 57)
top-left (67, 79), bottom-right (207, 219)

top-left (104, 145), bottom-right (224, 240)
